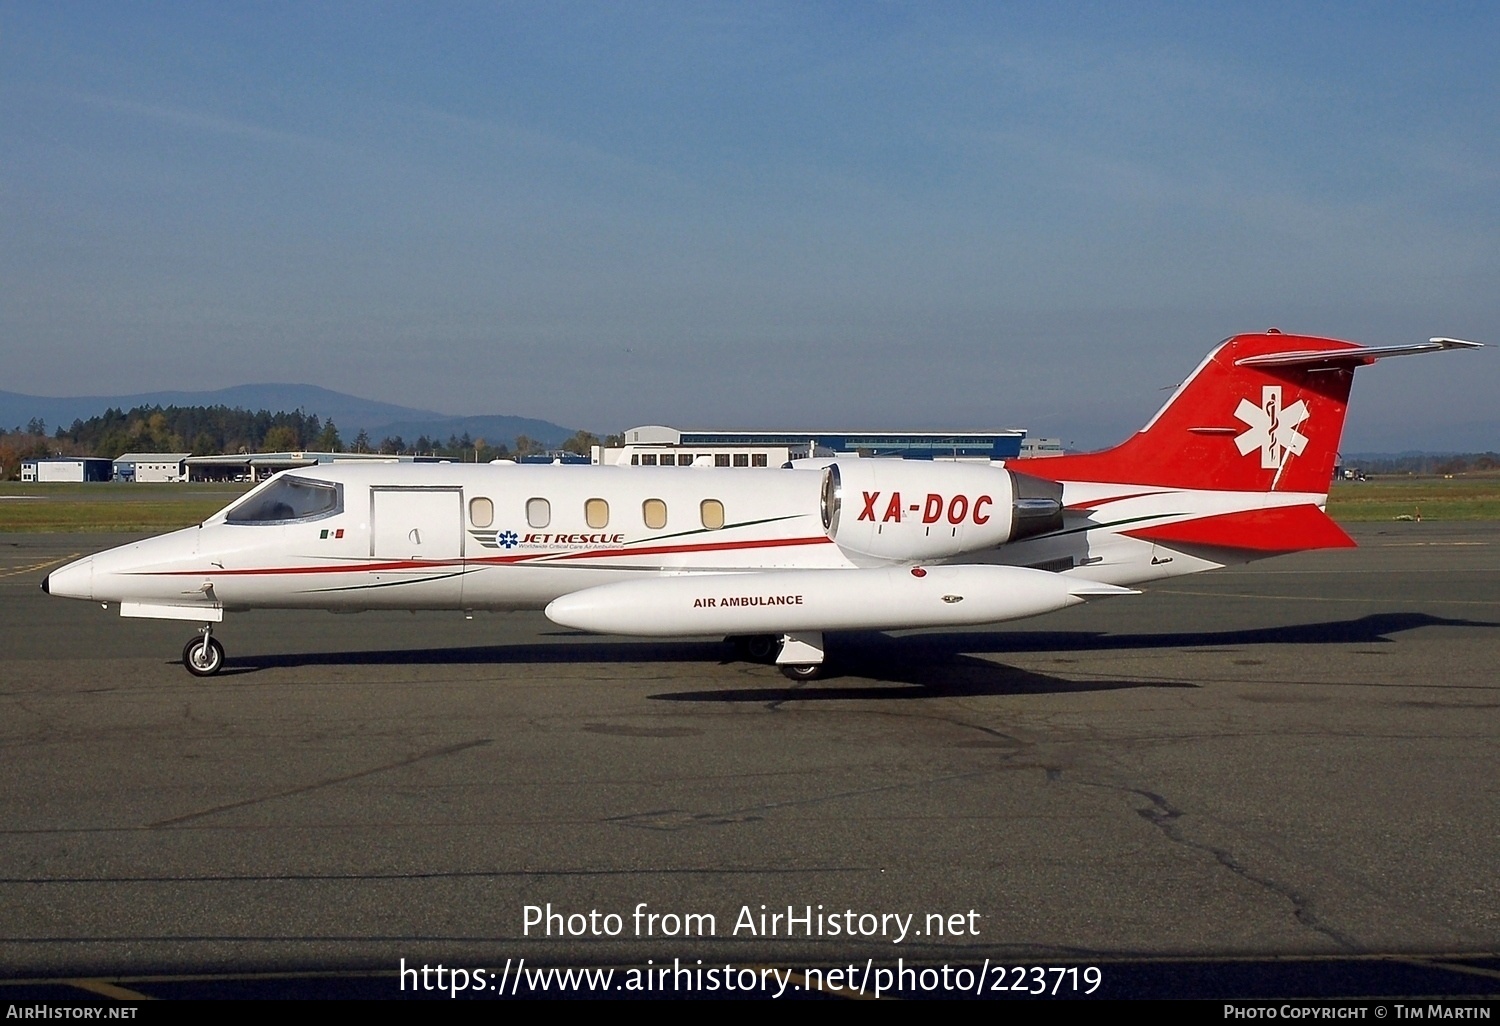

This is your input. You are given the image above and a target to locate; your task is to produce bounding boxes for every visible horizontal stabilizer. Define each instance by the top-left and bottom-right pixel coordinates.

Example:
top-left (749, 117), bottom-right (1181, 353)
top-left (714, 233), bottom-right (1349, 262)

top-left (1235, 337), bottom-right (1483, 368)
top-left (1122, 504), bottom-right (1356, 553)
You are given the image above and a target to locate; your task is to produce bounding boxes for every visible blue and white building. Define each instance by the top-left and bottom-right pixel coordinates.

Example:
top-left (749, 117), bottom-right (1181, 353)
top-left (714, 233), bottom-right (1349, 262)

top-left (20, 457), bottom-right (114, 482)
top-left (594, 425), bottom-right (1047, 467)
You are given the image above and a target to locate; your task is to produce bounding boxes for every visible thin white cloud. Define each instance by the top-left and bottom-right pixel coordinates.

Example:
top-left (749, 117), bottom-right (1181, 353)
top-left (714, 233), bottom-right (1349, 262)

top-left (400, 102), bottom-right (686, 192)
top-left (67, 90), bottom-right (343, 155)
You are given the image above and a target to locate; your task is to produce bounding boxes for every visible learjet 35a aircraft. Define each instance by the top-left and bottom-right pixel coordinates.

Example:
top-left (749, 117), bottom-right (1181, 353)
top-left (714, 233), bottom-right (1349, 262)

top-left (42, 331), bottom-right (1481, 679)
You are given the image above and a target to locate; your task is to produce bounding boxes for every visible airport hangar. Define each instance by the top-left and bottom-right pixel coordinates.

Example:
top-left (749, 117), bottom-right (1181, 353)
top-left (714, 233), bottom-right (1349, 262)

top-left (181, 450), bottom-right (447, 483)
top-left (19, 430), bottom-right (1064, 485)
top-left (112, 452), bottom-right (192, 483)
top-left (20, 452), bottom-right (443, 484)
top-left (22, 453), bottom-right (199, 484)
top-left (591, 426), bottom-right (1063, 467)
top-left (18, 456), bottom-right (115, 482)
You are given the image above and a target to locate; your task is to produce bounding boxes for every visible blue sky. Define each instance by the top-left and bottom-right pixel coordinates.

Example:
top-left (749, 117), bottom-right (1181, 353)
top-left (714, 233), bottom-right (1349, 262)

top-left (3, 2), bottom-right (1496, 449)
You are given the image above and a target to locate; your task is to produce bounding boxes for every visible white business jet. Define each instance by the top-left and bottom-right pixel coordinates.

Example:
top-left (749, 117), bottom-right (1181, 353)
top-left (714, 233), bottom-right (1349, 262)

top-left (42, 331), bottom-right (1480, 679)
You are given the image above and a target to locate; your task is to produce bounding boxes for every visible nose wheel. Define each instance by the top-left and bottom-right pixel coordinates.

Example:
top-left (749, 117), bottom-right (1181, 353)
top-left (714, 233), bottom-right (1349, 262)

top-left (182, 627), bottom-right (225, 677)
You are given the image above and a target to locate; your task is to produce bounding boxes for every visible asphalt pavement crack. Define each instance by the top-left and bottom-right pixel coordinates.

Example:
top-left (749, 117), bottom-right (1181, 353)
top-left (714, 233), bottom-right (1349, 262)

top-left (607, 769), bottom-right (996, 832)
top-left (146, 737), bottom-right (492, 828)
top-left (1091, 780), bottom-right (1360, 952)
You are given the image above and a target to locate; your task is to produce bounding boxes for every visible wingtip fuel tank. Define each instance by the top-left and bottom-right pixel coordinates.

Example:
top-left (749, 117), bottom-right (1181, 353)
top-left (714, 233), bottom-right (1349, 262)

top-left (544, 564), bottom-right (1133, 637)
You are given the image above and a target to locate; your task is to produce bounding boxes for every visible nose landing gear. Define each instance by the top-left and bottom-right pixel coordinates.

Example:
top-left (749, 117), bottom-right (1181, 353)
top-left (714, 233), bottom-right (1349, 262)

top-left (182, 625), bottom-right (225, 677)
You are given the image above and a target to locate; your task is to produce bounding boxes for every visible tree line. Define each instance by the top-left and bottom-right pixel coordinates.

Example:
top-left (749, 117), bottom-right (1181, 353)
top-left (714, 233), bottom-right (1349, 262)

top-left (1343, 452), bottom-right (1499, 476)
top-left (46, 406), bottom-right (342, 460)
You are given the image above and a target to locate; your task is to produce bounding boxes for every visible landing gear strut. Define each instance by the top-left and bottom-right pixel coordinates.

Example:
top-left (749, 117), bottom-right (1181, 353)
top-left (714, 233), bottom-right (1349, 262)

top-left (182, 625), bottom-right (224, 677)
top-left (776, 631), bottom-right (825, 681)
top-left (730, 631), bottom-right (828, 679)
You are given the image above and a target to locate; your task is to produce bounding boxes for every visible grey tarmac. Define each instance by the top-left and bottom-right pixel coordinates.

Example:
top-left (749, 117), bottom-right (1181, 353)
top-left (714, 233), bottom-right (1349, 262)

top-left (1, 523), bottom-right (1497, 980)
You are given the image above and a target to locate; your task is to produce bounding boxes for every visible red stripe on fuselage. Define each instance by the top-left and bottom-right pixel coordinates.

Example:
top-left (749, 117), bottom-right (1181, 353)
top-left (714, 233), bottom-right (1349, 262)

top-left (136, 558), bottom-right (467, 576)
top-left (134, 535), bottom-right (835, 577)
top-left (488, 534), bottom-right (835, 565)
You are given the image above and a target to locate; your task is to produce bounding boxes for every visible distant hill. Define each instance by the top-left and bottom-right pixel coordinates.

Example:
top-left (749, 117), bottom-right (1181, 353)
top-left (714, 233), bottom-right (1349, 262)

top-left (0, 385), bottom-right (579, 448)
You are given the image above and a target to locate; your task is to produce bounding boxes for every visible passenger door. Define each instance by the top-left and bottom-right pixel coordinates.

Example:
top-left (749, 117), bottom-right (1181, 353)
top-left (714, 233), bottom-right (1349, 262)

top-left (368, 487), bottom-right (465, 607)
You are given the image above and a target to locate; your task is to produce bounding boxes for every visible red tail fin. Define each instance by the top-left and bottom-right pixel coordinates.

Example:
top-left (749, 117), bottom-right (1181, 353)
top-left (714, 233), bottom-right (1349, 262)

top-left (1034, 332), bottom-right (1372, 493)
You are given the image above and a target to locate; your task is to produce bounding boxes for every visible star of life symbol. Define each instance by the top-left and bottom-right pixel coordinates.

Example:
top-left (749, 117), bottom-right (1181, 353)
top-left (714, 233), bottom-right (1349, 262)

top-left (468, 529), bottom-right (519, 549)
top-left (1234, 385), bottom-right (1310, 470)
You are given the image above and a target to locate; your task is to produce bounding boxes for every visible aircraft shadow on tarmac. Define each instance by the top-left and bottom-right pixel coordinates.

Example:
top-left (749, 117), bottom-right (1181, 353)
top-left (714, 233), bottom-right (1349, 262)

top-left (220, 640), bottom-right (1181, 698)
top-left (219, 611), bottom-right (1493, 700)
top-left (653, 611), bottom-right (1497, 701)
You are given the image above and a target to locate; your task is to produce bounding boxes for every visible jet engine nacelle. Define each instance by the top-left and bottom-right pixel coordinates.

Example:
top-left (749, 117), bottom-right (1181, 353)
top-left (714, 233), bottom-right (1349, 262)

top-left (821, 460), bottom-right (1063, 563)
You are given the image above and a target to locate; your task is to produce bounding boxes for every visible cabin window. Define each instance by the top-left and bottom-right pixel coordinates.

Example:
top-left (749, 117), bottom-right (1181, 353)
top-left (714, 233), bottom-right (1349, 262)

top-left (527, 497), bottom-right (551, 528)
top-left (469, 497), bottom-right (494, 528)
top-left (733, 454), bottom-right (749, 467)
top-left (752, 454), bottom-right (768, 467)
top-left (641, 454), bottom-right (657, 466)
top-left (714, 454), bottom-right (730, 467)
top-left (225, 476), bottom-right (341, 524)
top-left (630, 454), bottom-right (640, 465)
top-left (659, 454), bottom-right (677, 466)
top-left (585, 498), bottom-right (609, 528)
top-left (642, 498), bottom-right (667, 530)
top-left (700, 499), bottom-right (725, 530)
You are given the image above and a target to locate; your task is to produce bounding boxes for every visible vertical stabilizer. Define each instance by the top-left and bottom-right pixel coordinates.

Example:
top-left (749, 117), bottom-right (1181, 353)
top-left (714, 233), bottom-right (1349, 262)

top-left (1025, 332), bottom-right (1372, 494)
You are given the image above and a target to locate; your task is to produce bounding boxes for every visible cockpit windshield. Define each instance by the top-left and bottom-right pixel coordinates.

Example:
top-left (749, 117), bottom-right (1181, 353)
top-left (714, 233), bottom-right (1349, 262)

top-left (225, 476), bottom-right (342, 525)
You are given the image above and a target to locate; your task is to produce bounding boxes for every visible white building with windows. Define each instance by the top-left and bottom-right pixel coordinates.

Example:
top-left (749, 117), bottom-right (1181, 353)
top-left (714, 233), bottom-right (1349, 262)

top-left (20, 457), bottom-right (114, 482)
top-left (1019, 437), bottom-right (1064, 458)
top-left (592, 425), bottom-right (1034, 467)
top-left (113, 453), bottom-right (191, 483)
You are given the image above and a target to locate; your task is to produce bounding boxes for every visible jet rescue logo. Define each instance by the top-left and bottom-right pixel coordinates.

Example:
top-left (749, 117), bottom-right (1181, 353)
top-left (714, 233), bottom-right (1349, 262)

top-left (1234, 385), bottom-right (1310, 470)
top-left (469, 528), bottom-right (624, 550)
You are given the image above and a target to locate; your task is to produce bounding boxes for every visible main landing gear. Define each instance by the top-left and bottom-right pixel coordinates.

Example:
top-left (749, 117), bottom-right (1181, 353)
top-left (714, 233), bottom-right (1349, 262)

top-left (730, 631), bottom-right (827, 681)
top-left (182, 625), bottom-right (224, 677)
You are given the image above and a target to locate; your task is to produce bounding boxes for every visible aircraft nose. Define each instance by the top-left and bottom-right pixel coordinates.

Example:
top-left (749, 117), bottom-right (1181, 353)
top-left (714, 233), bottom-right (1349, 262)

top-left (44, 555), bottom-right (94, 601)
